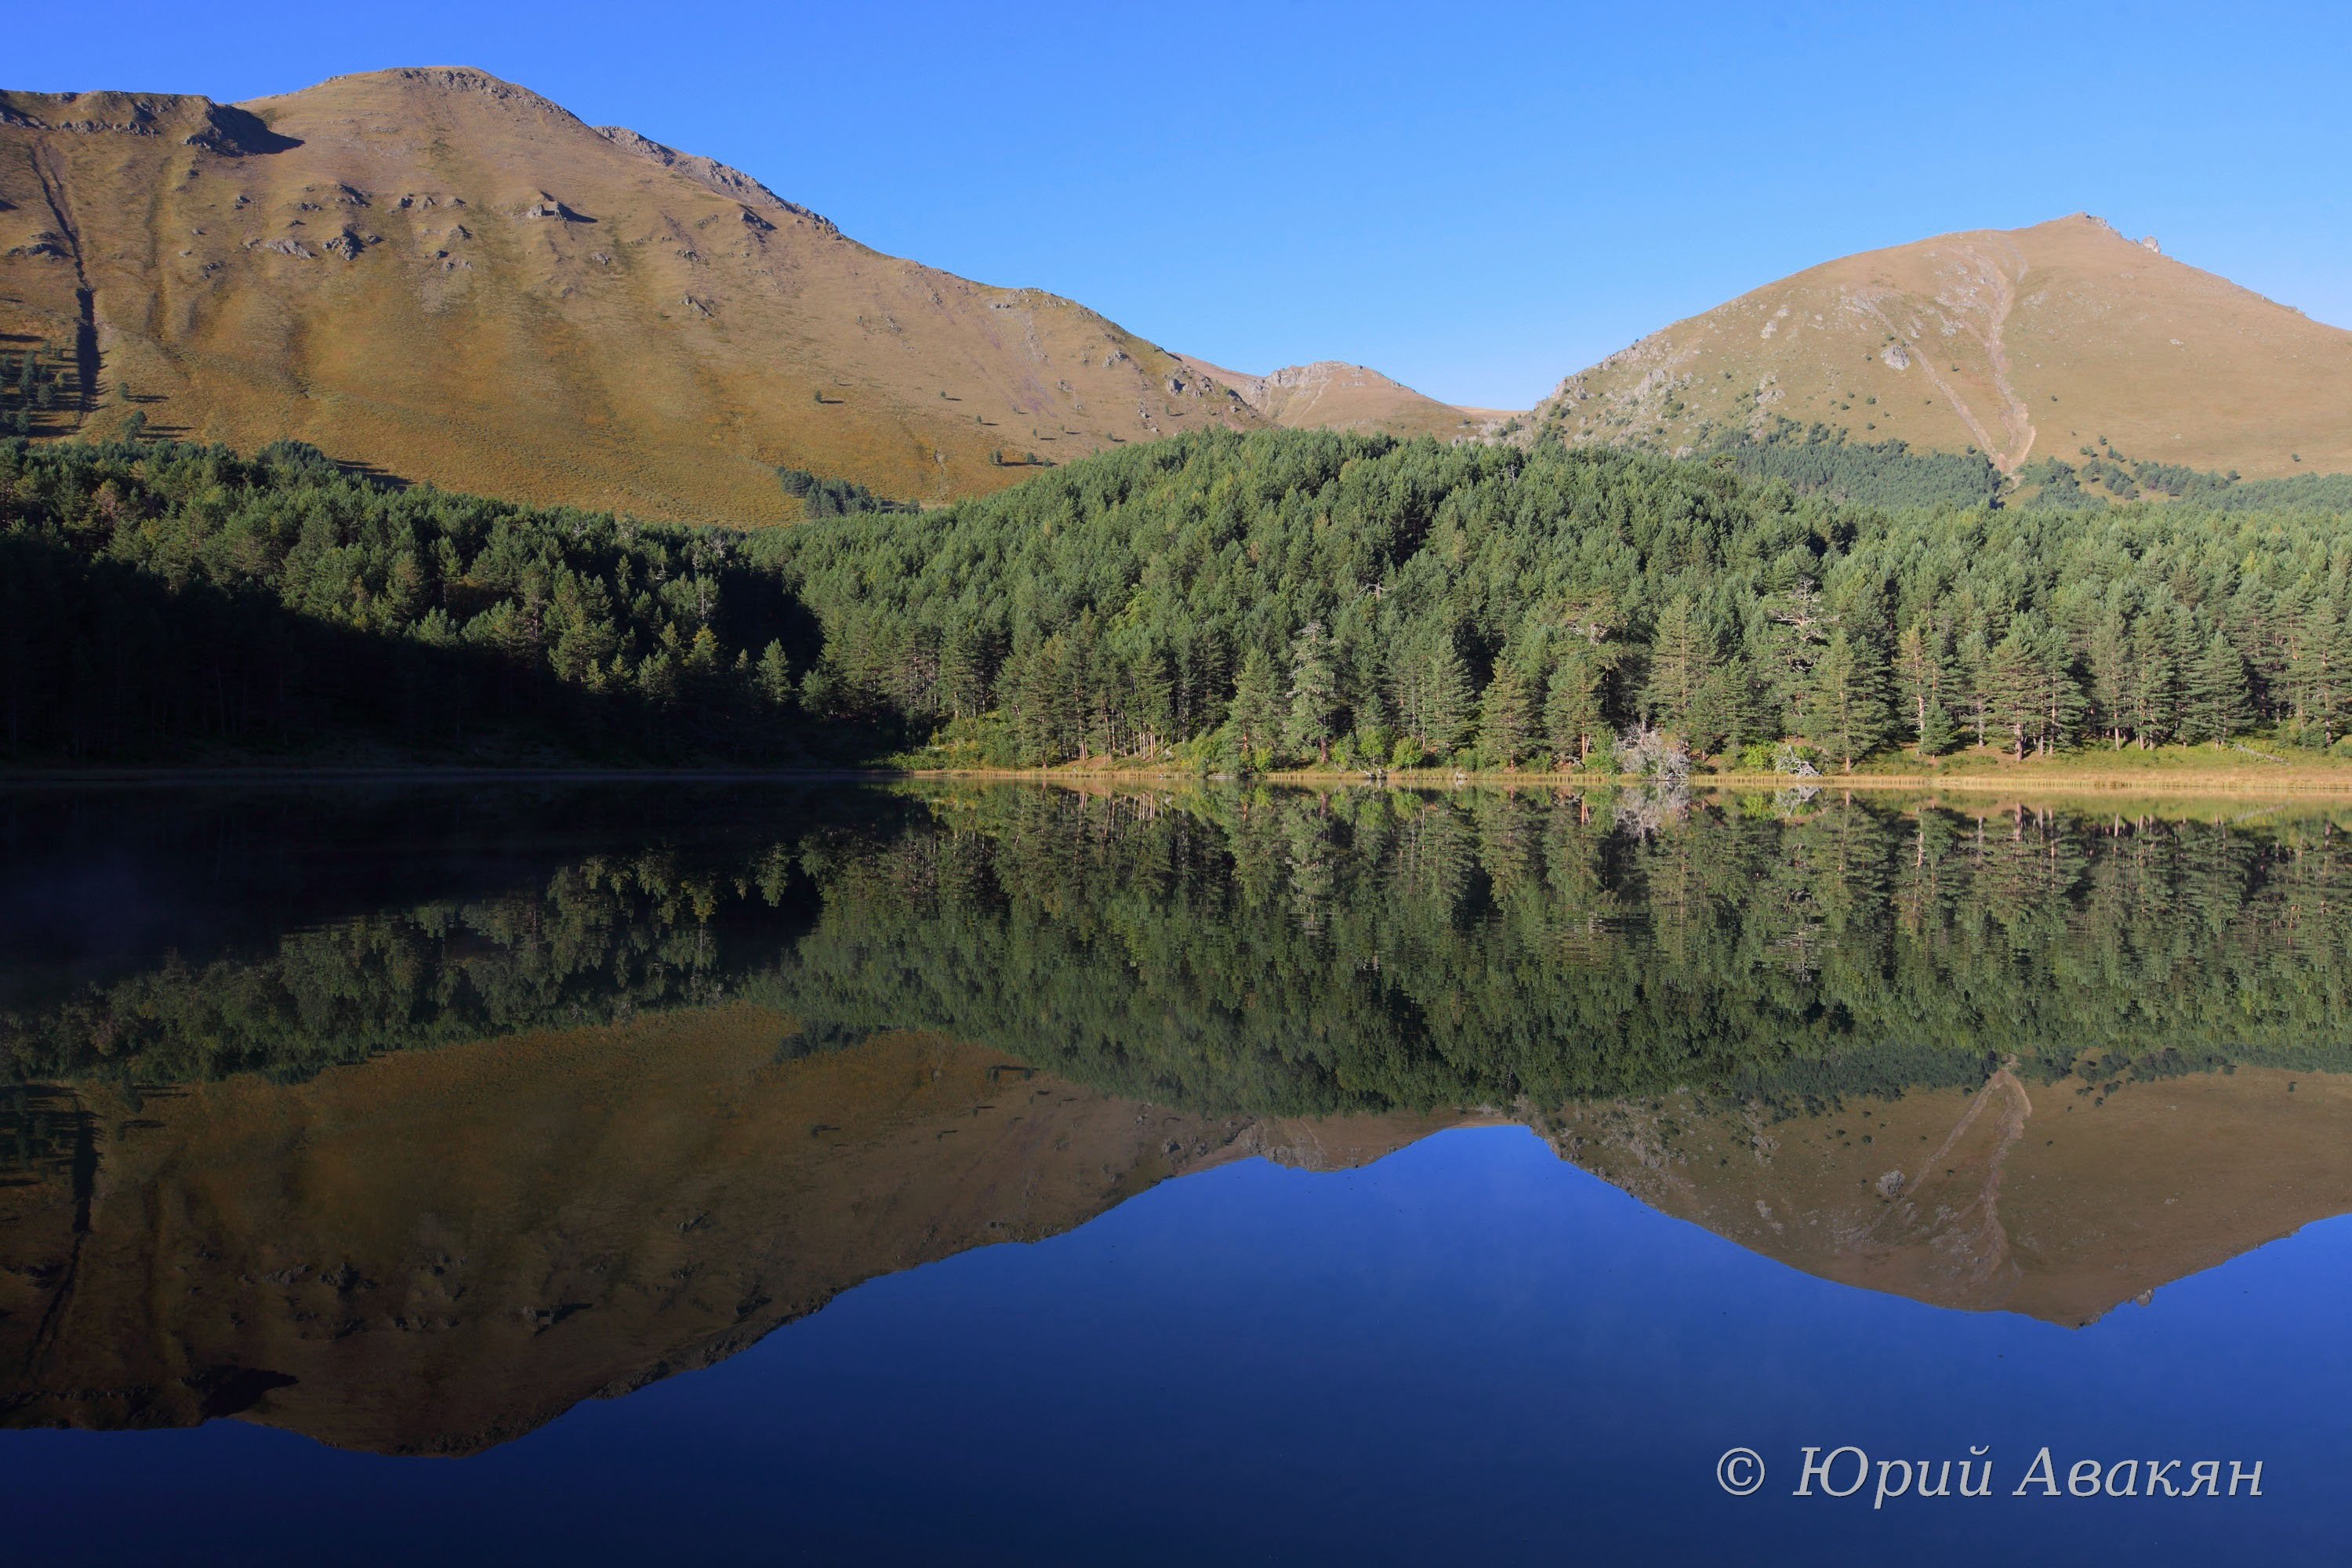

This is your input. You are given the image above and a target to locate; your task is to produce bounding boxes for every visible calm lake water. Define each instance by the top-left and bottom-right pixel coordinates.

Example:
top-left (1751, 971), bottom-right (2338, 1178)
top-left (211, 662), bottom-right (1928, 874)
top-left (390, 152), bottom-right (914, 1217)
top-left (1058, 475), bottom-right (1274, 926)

top-left (2, 780), bottom-right (2349, 1563)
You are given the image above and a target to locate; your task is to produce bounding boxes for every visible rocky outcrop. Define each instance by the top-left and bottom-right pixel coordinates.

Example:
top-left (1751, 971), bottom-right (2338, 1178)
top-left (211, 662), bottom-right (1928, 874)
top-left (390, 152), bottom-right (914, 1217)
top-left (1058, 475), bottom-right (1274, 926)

top-left (594, 124), bottom-right (835, 233)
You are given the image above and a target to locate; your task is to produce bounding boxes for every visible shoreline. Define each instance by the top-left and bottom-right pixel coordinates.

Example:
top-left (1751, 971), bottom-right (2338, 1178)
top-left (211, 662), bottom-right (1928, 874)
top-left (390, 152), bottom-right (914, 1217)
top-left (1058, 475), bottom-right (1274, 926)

top-left (6, 762), bottom-right (2351, 798)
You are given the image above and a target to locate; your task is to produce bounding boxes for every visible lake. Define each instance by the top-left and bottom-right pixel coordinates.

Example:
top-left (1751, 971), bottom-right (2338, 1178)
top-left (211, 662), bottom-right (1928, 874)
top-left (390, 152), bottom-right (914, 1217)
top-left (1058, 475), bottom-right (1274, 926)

top-left (2, 779), bottom-right (2347, 1563)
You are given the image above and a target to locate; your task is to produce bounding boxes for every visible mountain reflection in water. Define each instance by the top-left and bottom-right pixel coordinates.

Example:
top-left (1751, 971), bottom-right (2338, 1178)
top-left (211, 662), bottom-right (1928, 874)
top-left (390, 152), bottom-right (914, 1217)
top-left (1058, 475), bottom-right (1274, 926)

top-left (2, 781), bottom-right (2350, 1457)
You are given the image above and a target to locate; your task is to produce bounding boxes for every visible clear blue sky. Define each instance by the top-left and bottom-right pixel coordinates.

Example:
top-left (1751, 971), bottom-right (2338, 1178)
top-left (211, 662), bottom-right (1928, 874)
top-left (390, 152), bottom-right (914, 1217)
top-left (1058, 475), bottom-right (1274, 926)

top-left (14, 2), bottom-right (2349, 408)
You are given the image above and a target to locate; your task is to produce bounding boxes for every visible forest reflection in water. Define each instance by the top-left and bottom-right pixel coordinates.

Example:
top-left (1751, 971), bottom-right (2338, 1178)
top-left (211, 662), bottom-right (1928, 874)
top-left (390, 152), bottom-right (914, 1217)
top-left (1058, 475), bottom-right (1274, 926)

top-left (2, 779), bottom-right (2350, 1456)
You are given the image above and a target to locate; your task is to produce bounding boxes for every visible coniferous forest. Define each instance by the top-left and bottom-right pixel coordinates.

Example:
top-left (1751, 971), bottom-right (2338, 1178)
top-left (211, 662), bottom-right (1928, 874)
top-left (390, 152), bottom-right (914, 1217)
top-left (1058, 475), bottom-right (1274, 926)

top-left (0, 437), bottom-right (811, 761)
top-left (768, 427), bottom-right (2352, 771)
top-left (7, 784), bottom-right (2349, 1116)
top-left (5, 427), bottom-right (2350, 770)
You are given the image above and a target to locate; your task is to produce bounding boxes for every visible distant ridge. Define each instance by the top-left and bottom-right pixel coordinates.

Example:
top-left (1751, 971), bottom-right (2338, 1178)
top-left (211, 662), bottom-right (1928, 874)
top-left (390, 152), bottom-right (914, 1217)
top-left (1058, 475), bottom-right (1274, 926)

top-left (1174, 354), bottom-right (1505, 441)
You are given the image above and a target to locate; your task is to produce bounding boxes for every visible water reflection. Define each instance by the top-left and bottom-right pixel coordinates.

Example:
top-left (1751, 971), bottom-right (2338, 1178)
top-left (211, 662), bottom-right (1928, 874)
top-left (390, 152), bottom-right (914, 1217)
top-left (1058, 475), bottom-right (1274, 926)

top-left (2, 782), bottom-right (2348, 1454)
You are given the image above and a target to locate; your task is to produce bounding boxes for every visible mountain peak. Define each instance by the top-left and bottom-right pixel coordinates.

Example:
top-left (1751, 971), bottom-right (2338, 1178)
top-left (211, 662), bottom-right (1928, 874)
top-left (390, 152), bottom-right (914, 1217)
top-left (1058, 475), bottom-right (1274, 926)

top-left (0, 65), bottom-right (1273, 517)
top-left (280, 65), bottom-right (573, 113)
top-left (1536, 213), bottom-right (2352, 479)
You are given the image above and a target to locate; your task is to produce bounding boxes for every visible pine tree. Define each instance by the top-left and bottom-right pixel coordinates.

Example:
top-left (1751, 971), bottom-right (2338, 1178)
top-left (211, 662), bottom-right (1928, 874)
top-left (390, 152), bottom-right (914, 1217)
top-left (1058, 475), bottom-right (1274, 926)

top-left (1229, 644), bottom-right (1282, 764)
top-left (1396, 630), bottom-right (1472, 758)
top-left (2020, 622), bottom-right (2085, 755)
top-left (1283, 620), bottom-right (1339, 764)
top-left (1917, 698), bottom-right (1956, 757)
top-left (1007, 640), bottom-right (1070, 764)
top-left (1640, 595), bottom-right (1715, 739)
top-left (1893, 620), bottom-right (1955, 757)
top-left (1693, 653), bottom-right (1758, 758)
top-left (2085, 608), bottom-right (2130, 747)
top-left (1802, 630), bottom-right (1889, 771)
top-left (2167, 604), bottom-right (2205, 738)
top-left (2122, 616), bottom-right (2175, 747)
top-left (1476, 664), bottom-right (1534, 770)
top-left (2182, 631), bottom-right (2251, 743)
top-left (1957, 629), bottom-right (1991, 750)
top-left (937, 619), bottom-right (989, 719)
top-left (2288, 594), bottom-right (2349, 746)
top-left (1762, 579), bottom-right (1836, 737)
top-left (1127, 644), bottom-right (1174, 757)
top-left (1544, 651), bottom-right (1605, 768)
top-left (1983, 629), bottom-right (2038, 759)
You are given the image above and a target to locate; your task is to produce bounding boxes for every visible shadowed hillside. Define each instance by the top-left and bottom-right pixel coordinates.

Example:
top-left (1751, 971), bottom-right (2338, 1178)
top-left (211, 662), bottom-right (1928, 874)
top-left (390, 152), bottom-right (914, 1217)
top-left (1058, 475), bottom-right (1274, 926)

top-left (1537, 215), bottom-right (2352, 480)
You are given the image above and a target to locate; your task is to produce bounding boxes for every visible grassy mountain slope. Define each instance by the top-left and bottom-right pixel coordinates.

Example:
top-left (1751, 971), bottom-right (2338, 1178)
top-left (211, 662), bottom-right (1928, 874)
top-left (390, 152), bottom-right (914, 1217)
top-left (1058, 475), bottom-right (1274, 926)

top-left (0, 67), bottom-right (1273, 521)
top-left (1175, 354), bottom-right (1504, 441)
top-left (1536, 214), bottom-right (2352, 479)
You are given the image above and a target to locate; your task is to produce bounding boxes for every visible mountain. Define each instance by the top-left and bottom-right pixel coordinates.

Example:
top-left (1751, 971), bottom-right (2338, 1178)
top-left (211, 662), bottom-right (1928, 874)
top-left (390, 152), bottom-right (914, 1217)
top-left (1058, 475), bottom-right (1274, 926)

top-left (0, 67), bottom-right (1301, 521)
top-left (1174, 355), bottom-right (1504, 441)
top-left (1534, 214), bottom-right (2352, 480)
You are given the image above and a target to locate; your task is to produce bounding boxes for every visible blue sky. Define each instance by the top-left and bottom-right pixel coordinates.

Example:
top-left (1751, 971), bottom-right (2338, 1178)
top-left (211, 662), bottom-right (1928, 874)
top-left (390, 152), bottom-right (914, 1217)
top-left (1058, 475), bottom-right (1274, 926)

top-left (15, 2), bottom-right (2349, 408)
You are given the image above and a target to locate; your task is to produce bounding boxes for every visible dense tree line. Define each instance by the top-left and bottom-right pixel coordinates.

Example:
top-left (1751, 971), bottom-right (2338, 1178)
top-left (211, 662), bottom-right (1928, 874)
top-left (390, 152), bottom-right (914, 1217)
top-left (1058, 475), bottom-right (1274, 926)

top-left (2019, 450), bottom-right (2352, 513)
top-left (1709, 421), bottom-right (2005, 510)
top-left (0, 436), bottom-right (821, 761)
top-left (768, 427), bottom-right (2352, 771)
top-left (11, 785), bottom-right (2350, 1120)
top-left (6, 428), bottom-right (2349, 771)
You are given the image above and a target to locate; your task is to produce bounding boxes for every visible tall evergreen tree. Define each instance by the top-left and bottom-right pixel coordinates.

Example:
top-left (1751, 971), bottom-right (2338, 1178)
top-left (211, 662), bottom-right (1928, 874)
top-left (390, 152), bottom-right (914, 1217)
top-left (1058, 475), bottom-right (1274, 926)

top-left (1476, 664), bottom-right (1535, 770)
top-left (1228, 644), bottom-right (1282, 764)
top-left (2182, 631), bottom-right (2252, 743)
top-left (938, 619), bottom-right (989, 719)
top-left (1894, 620), bottom-right (1955, 757)
top-left (2085, 608), bottom-right (2131, 747)
top-left (1640, 595), bottom-right (1715, 739)
top-left (1983, 628), bottom-right (2038, 759)
top-left (1283, 620), bottom-right (1340, 764)
top-left (1544, 651), bottom-right (1606, 769)
top-left (1396, 629), bottom-right (1472, 759)
top-left (1802, 630), bottom-right (1889, 771)
top-left (2122, 617), bottom-right (2175, 747)
top-left (2288, 594), bottom-right (2348, 746)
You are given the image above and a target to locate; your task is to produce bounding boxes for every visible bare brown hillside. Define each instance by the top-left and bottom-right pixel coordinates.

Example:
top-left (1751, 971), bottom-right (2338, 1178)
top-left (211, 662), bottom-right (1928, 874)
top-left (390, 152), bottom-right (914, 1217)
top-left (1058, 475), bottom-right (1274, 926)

top-left (1535, 214), bottom-right (2352, 478)
top-left (0, 68), bottom-right (1273, 521)
top-left (1174, 354), bottom-right (1505, 441)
